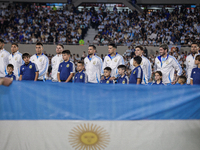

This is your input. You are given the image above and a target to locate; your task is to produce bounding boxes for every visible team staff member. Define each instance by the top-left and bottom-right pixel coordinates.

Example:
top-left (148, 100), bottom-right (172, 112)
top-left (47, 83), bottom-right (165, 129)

top-left (185, 43), bottom-right (199, 84)
top-left (84, 45), bottom-right (102, 83)
top-left (102, 43), bottom-right (124, 80)
top-left (8, 43), bottom-right (23, 80)
top-left (130, 46), bottom-right (151, 84)
top-left (0, 39), bottom-right (10, 78)
top-left (155, 44), bottom-right (182, 84)
top-left (51, 44), bottom-right (64, 81)
top-left (30, 42), bottom-right (49, 81)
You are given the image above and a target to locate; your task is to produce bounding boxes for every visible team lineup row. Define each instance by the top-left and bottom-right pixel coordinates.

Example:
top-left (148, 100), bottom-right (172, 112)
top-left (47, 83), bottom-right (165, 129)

top-left (0, 39), bottom-right (200, 85)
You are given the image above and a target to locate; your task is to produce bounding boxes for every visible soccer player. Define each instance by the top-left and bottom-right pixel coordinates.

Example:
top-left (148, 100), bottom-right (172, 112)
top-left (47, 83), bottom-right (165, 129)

top-left (155, 44), bottom-right (182, 84)
top-left (152, 71), bottom-right (164, 85)
top-left (84, 45), bottom-right (102, 83)
top-left (129, 56), bottom-right (143, 84)
top-left (102, 43), bottom-right (124, 80)
top-left (57, 50), bottom-right (75, 82)
top-left (5, 64), bottom-right (16, 80)
top-left (30, 42), bottom-right (49, 81)
top-left (51, 44), bottom-right (64, 81)
top-left (0, 39), bottom-right (10, 78)
top-left (74, 61), bottom-right (87, 83)
top-left (190, 55), bottom-right (200, 85)
top-left (130, 45), bottom-right (151, 84)
top-left (185, 43), bottom-right (199, 84)
top-left (8, 43), bottom-right (23, 80)
top-left (19, 53), bottom-right (39, 81)
top-left (117, 65), bottom-right (129, 84)
top-left (100, 67), bottom-right (115, 84)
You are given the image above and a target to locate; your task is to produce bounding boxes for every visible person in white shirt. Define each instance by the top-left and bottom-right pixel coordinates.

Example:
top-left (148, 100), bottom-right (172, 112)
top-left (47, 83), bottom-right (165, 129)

top-left (84, 45), bottom-right (102, 83)
top-left (102, 43), bottom-right (125, 80)
top-left (185, 42), bottom-right (199, 84)
top-left (155, 44), bottom-right (182, 84)
top-left (0, 39), bottom-right (10, 78)
top-left (8, 43), bottom-right (23, 80)
top-left (130, 46), bottom-right (151, 84)
top-left (51, 44), bottom-right (64, 81)
top-left (30, 42), bottom-right (49, 81)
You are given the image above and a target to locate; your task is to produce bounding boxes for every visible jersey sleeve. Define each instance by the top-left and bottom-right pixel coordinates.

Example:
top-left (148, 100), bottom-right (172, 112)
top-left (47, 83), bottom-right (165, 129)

top-left (190, 69), bottom-right (194, 79)
top-left (146, 59), bottom-right (152, 81)
top-left (84, 73), bottom-right (88, 83)
top-left (172, 56), bottom-right (182, 76)
top-left (102, 57), bottom-right (107, 75)
top-left (70, 62), bottom-right (75, 73)
top-left (20, 66), bottom-right (23, 75)
top-left (34, 64), bottom-right (39, 72)
top-left (137, 67), bottom-right (142, 79)
top-left (39, 56), bottom-right (49, 77)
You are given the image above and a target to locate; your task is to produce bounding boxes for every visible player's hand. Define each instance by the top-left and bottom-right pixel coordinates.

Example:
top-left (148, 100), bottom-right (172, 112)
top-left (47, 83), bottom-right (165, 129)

top-left (109, 77), bottom-right (116, 81)
top-left (171, 80), bottom-right (177, 85)
top-left (0, 77), bottom-right (12, 86)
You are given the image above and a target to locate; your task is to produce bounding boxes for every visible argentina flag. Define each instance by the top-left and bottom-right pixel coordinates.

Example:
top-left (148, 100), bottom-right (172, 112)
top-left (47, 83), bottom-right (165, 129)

top-left (0, 81), bottom-right (200, 150)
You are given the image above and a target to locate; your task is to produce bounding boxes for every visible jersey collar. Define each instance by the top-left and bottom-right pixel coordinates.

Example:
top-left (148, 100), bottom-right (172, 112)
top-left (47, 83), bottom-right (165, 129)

top-left (108, 52), bottom-right (118, 59)
top-left (158, 54), bottom-right (169, 63)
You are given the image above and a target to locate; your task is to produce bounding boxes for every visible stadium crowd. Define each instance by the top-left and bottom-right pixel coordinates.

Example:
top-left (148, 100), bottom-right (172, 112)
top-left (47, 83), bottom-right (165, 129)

top-left (93, 6), bottom-right (200, 46)
top-left (0, 3), bottom-right (200, 47)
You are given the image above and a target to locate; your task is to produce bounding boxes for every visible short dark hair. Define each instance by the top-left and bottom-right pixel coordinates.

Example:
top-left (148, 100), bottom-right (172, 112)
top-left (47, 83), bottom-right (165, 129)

top-left (159, 44), bottom-right (168, 52)
top-left (155, 71), bottom-right (162, 76)
top-left (134, 56), bottom-right (142, 65)
top-left (22, 53), bottom-right (30, 59)
top-left (89, 45), bottom-right (96, 50)
top-left (117, 65), bottom-right (126, 71)
top-left (57, 44), bottom-right (64, 49)
top-left (12, 43), bottom-right (18, 47)
top-left (109, 43), bottom-right (117, 49)
top-left (179, 75), bottom-right (187, 84)
top-left (135, 45), bottom-right (143, 51)
top-left (7, 64), bottom-right (14, 69)
top-left (62, 50), bottom-right (71, 55)
top-left (36, 42), bottom-right (43, 46)
top-left (195, 55), bottom-right (200, 61)
top-left (104, 67), bottom-right (112, 72)
top-left (77, 61), bottom-right (84, 65)
top-left (0, 39), bottom-right (4, 43)
top-left (191, 42), bottom-right (199, 47)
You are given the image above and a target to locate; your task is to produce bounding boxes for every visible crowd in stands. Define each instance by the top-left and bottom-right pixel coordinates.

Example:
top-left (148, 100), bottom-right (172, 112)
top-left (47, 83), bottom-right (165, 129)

top-left (0, 3), bottom-right (200, 47)
top-left (92, 6), bottom-right (200, 46)
top-left (0, 2), bottom-right (88, 44)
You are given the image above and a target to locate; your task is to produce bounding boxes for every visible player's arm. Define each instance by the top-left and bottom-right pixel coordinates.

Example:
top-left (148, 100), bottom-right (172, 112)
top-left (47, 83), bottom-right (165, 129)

top-left (39, 56), bottom-right (49, 77)
top-left (19, 75), bottom-right (22, 81)
top-left (137, 67), bottom-right (142, 85)
top-left (34, 71), bottom-right (39, 81)
top-left (137, 78), bottom-right (141, 85)
top-left (147, 59), bottom-right (152, 81)
top-left (65, 62), bottom-right (75, 83)
top-left (65, 73), bottom-right (74, 82)
top-left (57, 73), bottom-right (61, 82)
top-left (190, 79), bottom-right (193, 85)
top-left (171, 57), bottom-right (182, 84)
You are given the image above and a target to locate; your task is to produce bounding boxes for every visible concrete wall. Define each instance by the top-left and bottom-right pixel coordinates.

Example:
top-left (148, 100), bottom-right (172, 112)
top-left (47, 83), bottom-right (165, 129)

top-left (4, 44), bottom-right (190, 56)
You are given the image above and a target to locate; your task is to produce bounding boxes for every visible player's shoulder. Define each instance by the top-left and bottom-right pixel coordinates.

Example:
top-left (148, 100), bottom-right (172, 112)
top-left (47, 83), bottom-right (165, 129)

top-left (3, 49), bottom-right (10, 55)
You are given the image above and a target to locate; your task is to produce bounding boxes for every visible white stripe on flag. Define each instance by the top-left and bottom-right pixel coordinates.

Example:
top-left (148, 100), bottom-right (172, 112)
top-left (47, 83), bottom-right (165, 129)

top-left (0, 120), bottom-right (200, 150)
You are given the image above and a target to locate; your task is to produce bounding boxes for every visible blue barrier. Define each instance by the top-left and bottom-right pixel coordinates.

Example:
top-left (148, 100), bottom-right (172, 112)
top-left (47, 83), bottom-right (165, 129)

top-left (0, 81), bottom-right (200, 120)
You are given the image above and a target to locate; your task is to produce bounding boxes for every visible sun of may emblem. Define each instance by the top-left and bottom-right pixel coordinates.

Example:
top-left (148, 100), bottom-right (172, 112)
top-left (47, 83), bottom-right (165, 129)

top-left (69, 123), bottom-right (110, 150)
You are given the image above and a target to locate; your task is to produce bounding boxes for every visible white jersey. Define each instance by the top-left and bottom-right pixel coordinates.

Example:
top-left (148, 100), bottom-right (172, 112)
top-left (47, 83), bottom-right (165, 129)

top-left (30, 53), bottom-right (49, 80)
top-left (102, 53), bottom-right (124, 77)
top-left (0, 49), bottom-right (10, 77)
top-left (8, 51), bottom-right (23, 80)
top-left (185, 53), bottom-right (200, 84)
top-left (84, 55), bottom-right (102, 83)
top-left (51, 54), bottom-right (63, 81)
top-left (130, 55), bottom-right (151, 84)
top-left (155, 55), bottom-right (182, 84)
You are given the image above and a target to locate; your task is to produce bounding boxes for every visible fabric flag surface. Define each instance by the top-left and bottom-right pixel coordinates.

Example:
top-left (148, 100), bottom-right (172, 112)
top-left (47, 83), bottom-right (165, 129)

top-left (0, 81), bottom-right (200, 150)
